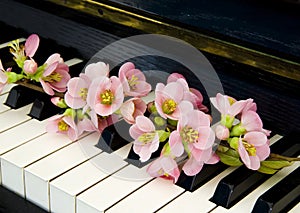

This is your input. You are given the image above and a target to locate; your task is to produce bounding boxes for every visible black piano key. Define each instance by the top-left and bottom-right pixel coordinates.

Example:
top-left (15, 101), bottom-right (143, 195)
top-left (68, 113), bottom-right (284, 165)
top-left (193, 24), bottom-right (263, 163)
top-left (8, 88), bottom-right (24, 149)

top-left (176, 163), bottom-right (228, 192)
top-left (4, 85), bottom-right (44, 109)
top-left (210, 131), bottom-right (300, 209)
top-left (96, 119), bottom-right (132, 153)
top-left (252, 166), bottom-right (300, 213)
top-left (28, 95), bottom-right (63, 121)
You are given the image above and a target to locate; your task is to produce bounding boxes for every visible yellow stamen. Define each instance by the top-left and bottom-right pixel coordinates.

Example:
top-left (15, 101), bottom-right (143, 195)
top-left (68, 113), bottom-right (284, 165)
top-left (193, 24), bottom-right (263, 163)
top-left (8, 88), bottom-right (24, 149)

top-left (128, 74), bottom-right (139, 90)
top-left (79, 88), bottom-right (88, 101)
top-left (180, 126), bottom-right (199, 144)
top-left (138, 132), bottom-right (156, 144)
top-left (243, 142), bottom-right (256, 156)
top-left (228, 97), bottom-right (236, 105)
top-left (58, 120), bottom-right (69, 131)
top-left (162, 99), bottom-right (177, 114)
top-left (43, 72), bottom-right (62, 83)
top-left (100, 89), bottom-right (114, 105)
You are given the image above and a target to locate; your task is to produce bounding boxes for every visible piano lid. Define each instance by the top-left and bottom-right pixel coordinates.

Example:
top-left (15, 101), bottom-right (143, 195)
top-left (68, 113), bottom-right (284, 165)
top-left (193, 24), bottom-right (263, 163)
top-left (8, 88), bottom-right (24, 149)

top-left (46, 0), bottom-right (300, 81)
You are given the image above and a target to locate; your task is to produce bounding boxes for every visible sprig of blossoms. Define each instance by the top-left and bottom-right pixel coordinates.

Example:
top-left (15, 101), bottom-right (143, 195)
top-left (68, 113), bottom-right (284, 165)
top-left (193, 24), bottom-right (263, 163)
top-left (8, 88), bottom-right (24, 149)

top-left (0, 34), bottom-right (70, 96)
top-left (47, 61), bottom-right (152, 140)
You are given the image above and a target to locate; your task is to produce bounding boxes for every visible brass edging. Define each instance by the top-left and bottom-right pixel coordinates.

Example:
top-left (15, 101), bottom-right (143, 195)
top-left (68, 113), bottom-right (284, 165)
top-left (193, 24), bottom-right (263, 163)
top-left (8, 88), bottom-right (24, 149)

top-left (50, 0), bottom-right (300, 81)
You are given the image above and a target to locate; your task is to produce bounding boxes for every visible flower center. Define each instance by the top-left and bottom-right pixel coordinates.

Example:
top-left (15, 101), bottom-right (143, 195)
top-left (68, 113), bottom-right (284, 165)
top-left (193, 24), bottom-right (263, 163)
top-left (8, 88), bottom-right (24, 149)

top-left (138, 132), bottom-right (156, 144)
top-left (228, 97), bottom-right (236, 105)
top-left (58, 120), bottom-right (69, 132)
top-left (79, 88), bottom-right (88, 101)
top-left (180, 126), bottom-right (199, 143)
top-left (162, 99), bottom-right (177, 114)
top-left (100, 89), bottom-right (114, 105)
top-left (44, 72), bottom-right (62, 83)
top-left (243, 141), bottom-right (256, 156)
top-left (128, 74), bottom-right (139, 90)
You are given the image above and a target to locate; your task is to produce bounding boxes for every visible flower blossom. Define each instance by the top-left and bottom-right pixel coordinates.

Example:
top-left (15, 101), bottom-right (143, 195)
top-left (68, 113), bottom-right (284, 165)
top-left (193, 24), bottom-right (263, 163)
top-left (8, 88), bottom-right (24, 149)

top-left (167, 73), bottom-right (208, 112)
top-left (237, 131), bottom-right (270, 170)
top-left (46, 114), bottom-right (79, 141)
top-left (155, 80), bottom-right (188, 120)
top-left (40, 53), bottom-right (70, 95)
top-left (147, 155), bottom-right (180, 182)
top-left (129, 116), bottom-right (159, 162)
top-left (87, 76), bottom-right (124, 116)
top-left (64, 62), bottom-right (109, 109)
top-left (169, 108), bottom-right (215, 175)
top-left (210, 93), bottom-right (247, 128)
top-left (120, 98), bottom-right (147, 124)
top-left (118, 62), bottom-right (151, 97)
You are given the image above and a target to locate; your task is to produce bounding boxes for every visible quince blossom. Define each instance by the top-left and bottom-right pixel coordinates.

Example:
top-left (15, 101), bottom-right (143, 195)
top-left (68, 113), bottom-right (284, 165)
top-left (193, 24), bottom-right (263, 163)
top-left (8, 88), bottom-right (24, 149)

top-left (129, 116), bottom-right (159, 162)
top-left (120, 98), bottom-right (147, 124)
top-left (146, 155), bottom-right (180, 182)
top-left (119, 62), bottom-right (151, 97)
top-left (87, 76), bottom-right (124, 116)
top-left (169, 107), bottom-right (215, 175)
top-left (237, 131), bottom-right (270, 170)
top-left (40, 53), bottom-right (70, 96)
top-left (46, 114), bottom-right (79, 141)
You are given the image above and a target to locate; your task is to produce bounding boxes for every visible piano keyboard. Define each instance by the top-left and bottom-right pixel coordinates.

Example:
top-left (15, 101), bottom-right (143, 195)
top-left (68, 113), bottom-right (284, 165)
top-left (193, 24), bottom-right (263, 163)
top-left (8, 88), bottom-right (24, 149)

top-left (0, 37), bottom-right (299, 213)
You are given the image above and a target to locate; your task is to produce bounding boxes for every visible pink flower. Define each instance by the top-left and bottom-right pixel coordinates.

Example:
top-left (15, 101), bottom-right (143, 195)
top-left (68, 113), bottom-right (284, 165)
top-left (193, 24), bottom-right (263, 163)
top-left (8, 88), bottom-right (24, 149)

top-left (210, 93), bottom-right (247, 117)
top-left (167, 73), bottom-right (208, 112)
top-left (77, 117), bottom-right (98, 135)
top-left (242, 98), bottom-right (257, 113)
top-left (240, 110), bottom-right (263, 132)
top-left (118, 62), bottom-right (151, 97)
top-left (84, 62), bottom-right (109, 79)
top-left (46, 114), bottom-right (79, 141)
top-left (155, 81), bottom-right (186, 120)
top-left (86, 76), bottom-right (124, 116)
top-left (25, 34), bottom-right (40, 58)
top-left (147, 155), bottom-right (180, 182)
top-left (23, 59), bottom-right (37, 74)
top-left (238, 131), bottom-right (270, 170)
top-left (0, 61), bottom-right (8, 93)
top-left (64, 76), bottom-right (89, 109)
top-left (168, 109), bottom-right (215, 175)
top-left (120, 98), bottom-right (147, 124)
top-left (167, 73), bottom-right (185, 83)
top-left (89, 110), bottom-right (116, 132)
top-left (129, 116), bottom-right (159, 162)
top-left (40, 53), bottom-right (71, 95)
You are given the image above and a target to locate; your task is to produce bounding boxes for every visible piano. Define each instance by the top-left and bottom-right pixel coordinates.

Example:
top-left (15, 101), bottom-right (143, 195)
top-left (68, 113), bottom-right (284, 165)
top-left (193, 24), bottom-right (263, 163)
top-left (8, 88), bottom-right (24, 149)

top-left (0, 0), bottom-right (299, 212)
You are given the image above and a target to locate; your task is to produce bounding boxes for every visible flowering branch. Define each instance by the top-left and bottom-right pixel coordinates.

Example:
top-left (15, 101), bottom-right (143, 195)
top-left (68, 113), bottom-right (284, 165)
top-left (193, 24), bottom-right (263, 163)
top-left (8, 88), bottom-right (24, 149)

top-left (0, 34), bottom-right (299, 183)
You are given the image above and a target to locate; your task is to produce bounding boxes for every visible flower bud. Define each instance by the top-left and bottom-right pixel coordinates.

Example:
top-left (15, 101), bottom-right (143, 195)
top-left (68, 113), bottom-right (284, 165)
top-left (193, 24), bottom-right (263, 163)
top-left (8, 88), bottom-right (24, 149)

top-left (23, 59), bottom-right (37, 74)
top-left (230, 124), bottom-right (246, 137)
top-left (228, 137), bottom-right (239, 150)
top-left (215, 125), bottom-right (229, 140)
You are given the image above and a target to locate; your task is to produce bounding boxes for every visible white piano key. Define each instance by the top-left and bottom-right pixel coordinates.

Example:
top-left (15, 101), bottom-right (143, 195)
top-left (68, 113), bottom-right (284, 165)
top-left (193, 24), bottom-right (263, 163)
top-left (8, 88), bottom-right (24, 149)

top-left (64, 58), bottom-right (83, 67)
top-left (0, 83), bottom-right (16, 95)
top-left (50, 150), bottom-right (128, 213)
top-left (106, 178), bottom-right (185, 213)
top-left (24, 132), bottom-right (101, 211)
top-left (211, 161), bottom-right (300, 213)
top-left (0, 103), bottom-right (32, 133)
top-left (158, 134), bottom-right (283, 213)
top-left (0, 132), bottom-right (74, 197)
top-left (289, 202), bottom-right (300, 213)
top-left (0, 93), bottom-right (9, 113)
top-left (77, 164), bottom-right (153, 213)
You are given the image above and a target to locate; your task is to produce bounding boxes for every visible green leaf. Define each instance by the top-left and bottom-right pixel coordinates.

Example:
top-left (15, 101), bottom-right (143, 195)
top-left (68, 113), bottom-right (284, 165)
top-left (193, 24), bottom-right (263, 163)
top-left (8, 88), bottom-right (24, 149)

top-left (260, 160), bottom-right (294, 170)
top-left (156, 130), bottom-right (170, 142)
top-left (257, 165), bottom-right (278, 174)
top-left (217, 150), bottom-right (243, 167)
top-left (6, 72), bottom-right (23, 83)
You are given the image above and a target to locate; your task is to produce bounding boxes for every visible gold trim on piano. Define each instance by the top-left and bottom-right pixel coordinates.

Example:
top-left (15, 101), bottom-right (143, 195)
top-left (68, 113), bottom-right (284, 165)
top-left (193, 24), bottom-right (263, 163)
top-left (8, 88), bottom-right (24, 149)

top-left (49, 0), bottom-right (300, 81)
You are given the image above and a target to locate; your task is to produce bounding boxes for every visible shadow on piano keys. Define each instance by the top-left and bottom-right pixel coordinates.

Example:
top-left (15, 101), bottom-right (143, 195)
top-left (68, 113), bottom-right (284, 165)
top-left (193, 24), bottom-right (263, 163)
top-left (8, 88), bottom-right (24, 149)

top-left (0, 0), bottom-right (300, 212)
